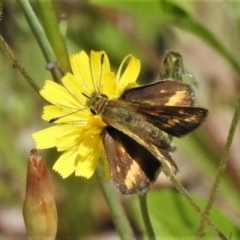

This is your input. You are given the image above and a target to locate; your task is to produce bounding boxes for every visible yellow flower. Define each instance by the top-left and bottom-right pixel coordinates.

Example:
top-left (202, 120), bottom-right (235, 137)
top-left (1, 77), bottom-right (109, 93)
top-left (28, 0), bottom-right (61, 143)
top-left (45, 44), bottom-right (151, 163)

top-left (32, 51), bottom-right (140, 179)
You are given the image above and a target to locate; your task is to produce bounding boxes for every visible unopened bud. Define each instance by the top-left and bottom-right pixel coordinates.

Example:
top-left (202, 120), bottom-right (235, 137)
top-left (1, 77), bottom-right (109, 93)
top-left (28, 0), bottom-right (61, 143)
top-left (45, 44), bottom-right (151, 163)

top-left (23, 149), bottom-right (57, 240)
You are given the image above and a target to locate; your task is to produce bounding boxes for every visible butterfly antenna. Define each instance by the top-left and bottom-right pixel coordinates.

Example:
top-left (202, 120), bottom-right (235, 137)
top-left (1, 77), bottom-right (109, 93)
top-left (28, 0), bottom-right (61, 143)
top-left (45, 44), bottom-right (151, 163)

top-left (49, 107), bottom-right (88, 123)
top-left (97, 53), bottom-right (104, 94)
top-left (82, 92), bottom-right (91, 99)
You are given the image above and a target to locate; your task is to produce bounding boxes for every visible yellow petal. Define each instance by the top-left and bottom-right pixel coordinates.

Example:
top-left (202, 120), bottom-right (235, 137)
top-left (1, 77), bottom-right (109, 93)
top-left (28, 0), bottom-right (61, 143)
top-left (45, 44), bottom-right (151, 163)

top-left (75, 154), bottom-right (98, 178)
top-left (90, 51), bottom-right (104, 84)
top-left (116, 55), bottom-right (140, 95)
top-left (90, 51), bottom-right (111, 93)
top-left (93, 51), bottom-right (110, 73)
top-left (54, 125), bottom-right (86, 151)
top-left (75, 131), bottom-right (102, 178)
top-left (77, 129), bottom-right (98, 157)
top-left (102, 72), bottom-right (117, 98)
top-left (42, 105), bottom-right (63, 122)
top-left (70, 51), bottom-right (94, 95)
top-left (40, 80), bottom-right (80, 109)
top-left (53, 146), bottom-right (78, 178)
top-left (75, 139), bottom-right (101, 178)
top-left (61, 73), bottom-right (86, 106)
top-left (77, 138), bottom-right (90, 157)
top-left (55, 130), bottom-right (81, 151)
top-left (32, 126), bottom-right (58, 149)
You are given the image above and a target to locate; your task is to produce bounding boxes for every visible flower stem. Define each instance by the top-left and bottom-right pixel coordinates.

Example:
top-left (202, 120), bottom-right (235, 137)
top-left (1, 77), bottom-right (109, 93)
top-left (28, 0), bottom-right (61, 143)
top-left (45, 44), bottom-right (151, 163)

top-left (95, 166), bottom-right (135, 240)
top-left (195, 94), bottom-right (240, 239)
top-left (16, 0), bottom-right (59, 82)
top-left (36, 0), bottom-right (72, 75)
top-left (138, 193), bottom-right (156, 240)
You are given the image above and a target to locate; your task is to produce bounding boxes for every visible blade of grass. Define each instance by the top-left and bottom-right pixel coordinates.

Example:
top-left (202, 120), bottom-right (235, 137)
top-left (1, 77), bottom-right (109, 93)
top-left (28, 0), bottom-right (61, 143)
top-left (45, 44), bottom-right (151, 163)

top-left (36, 0), bottom-right (72, 75)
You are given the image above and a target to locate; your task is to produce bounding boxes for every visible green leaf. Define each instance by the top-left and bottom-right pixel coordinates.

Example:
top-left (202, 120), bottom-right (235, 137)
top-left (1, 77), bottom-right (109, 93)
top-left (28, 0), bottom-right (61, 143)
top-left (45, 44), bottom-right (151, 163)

top-left (130, 190), bottom-right (239, 239)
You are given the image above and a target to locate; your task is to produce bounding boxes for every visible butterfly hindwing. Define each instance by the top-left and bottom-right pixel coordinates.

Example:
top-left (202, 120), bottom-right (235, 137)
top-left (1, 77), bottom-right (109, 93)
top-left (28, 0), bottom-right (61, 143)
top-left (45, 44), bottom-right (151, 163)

top-left (136, 105), bottom-right (208, 137)
top-left (102, 127), bottom-right (162, 195)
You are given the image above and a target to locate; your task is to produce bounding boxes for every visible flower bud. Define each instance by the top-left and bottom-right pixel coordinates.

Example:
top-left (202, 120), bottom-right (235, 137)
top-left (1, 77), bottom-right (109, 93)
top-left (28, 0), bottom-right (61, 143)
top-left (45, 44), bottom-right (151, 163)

top-left (23, 149), bottom-right (57, 240)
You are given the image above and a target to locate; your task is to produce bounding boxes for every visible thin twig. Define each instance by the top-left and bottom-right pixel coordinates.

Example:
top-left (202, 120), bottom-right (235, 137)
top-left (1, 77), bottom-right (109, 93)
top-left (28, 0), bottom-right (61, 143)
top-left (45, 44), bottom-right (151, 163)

top-left (162, 166), bottom-right (228, 240)
top-left (0, 34), bottom-right (40, 93)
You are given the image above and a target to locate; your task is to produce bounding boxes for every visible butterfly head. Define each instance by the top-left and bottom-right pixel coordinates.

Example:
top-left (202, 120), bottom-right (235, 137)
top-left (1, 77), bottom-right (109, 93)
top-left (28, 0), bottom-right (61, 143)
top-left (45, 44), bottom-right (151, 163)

top-left (84, 92), bottom-right (109, 115)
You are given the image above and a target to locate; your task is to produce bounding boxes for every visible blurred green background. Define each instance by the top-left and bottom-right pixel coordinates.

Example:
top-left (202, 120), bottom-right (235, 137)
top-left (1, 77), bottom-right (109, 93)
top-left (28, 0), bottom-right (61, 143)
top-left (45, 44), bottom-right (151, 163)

top-left (0, 0), bottom-right (240, 239)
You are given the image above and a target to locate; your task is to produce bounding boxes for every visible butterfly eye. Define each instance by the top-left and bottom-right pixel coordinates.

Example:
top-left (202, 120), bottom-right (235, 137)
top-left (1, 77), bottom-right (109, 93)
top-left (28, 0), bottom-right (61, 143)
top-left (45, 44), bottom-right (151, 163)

top-left (101, 94), bottom-right (108, 98)
top-left (90, 108), bottom-right (97, 115)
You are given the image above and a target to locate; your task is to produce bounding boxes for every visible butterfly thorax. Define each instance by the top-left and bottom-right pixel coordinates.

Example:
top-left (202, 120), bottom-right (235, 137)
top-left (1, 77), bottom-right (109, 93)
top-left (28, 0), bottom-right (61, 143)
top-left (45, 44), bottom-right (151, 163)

top-left (86, 92), bottom-right (109, 115)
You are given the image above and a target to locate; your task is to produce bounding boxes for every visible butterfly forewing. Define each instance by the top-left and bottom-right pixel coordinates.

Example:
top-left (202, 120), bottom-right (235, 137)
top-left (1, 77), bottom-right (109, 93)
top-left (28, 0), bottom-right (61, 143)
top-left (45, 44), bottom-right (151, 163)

top-left (122, 80), bottom-right (195, 107)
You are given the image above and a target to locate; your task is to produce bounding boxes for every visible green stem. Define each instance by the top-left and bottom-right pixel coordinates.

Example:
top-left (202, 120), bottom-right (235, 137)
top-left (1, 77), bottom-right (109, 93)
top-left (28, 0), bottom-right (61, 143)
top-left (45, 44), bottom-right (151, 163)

top-left (162, 166), bottom-right (228, 240)
top-left (0, 34), bottom-right (40, 94)
top-left (138, 194), bottom-right (156, 240)
top-left (195, 94), bottom-right (240, 239)
top-left (95, 167), bottom-right (135, 240)
top-left (16, 0), bottom-right (59, 82)
top-left (37, 0), bottom-right (72, 74)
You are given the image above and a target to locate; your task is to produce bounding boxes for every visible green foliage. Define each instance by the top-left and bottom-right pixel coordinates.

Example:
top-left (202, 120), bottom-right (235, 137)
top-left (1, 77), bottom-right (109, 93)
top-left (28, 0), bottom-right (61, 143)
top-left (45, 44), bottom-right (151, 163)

top-left (1, 0), bottom-right (240, 239)
top-left (131, 191), bottom-right (240, 239)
